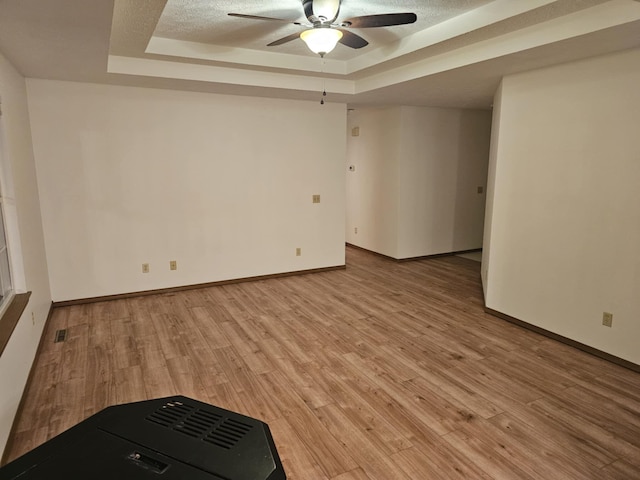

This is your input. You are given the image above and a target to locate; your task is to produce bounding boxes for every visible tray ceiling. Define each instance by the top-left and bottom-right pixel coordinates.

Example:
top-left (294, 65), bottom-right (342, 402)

top-left (0, 0), bottom-right (639, 108)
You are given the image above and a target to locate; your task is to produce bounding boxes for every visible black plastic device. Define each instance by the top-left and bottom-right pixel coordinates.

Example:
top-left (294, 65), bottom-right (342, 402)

top-left (0, 396), bottom-right (286, 480)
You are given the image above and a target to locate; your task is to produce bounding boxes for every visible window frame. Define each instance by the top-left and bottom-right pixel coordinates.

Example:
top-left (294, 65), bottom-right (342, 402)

top-left (0, 101), bottom-right (31, 357)
top-left (0, 195), bottom-right (14, 312)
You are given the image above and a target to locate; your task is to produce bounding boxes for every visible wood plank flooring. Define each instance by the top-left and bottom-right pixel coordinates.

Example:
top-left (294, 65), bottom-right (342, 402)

top-left (5, 246), bottom-right (640, 479)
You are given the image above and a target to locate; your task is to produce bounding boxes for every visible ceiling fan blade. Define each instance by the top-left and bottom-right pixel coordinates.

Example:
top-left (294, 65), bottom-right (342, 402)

top-left (338, 30), bottom-right (368, 49)
top-left (228, 13), bottom-right (302, 25)
top-left (342, 13), bottom-right (417, 28)
top-left (267, 32), bottom-right (302, 47)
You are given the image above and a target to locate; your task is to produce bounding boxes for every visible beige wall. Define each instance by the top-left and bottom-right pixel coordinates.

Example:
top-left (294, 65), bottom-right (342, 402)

top-left (483, 48), bottom-right (640, 364)
top-left (0, 53), bottom-right (51, 457)
top-left (27, 80), bottom-right (346, 301)
top-left (346, 106), bottom-right (491, 259)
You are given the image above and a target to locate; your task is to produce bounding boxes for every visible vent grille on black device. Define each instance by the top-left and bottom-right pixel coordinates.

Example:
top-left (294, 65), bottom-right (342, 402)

top-left (145, 400), bottom-right (253, 449)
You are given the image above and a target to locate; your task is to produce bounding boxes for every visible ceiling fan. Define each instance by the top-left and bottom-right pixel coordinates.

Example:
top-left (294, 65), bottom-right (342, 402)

top-left (229, 0), bottom-right (417, 57)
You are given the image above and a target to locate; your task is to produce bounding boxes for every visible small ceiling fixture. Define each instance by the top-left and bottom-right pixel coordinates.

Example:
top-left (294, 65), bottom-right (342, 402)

top-left (300, 27), bottom-right (343, 57)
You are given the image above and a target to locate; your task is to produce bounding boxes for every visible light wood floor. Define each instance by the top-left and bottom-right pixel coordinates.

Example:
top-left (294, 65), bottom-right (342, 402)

top-left (5, 246), bottom-right (640, 479)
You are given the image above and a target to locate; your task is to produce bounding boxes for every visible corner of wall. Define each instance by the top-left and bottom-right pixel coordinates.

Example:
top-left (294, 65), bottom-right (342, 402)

top-left (481, 79), bottom-right (504, 304)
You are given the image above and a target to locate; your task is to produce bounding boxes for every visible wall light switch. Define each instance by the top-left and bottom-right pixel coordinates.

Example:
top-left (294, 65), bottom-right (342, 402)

top-left (602, 312), bottom-right (613, 327)
top-left (142, 263), bottom-right (150, 273)
top-left (296, 248), bottom-right (301, 256)
top-left (312, 194), bottom-right (320, 203)
top-left (351, 127), bottom-right (360, 137)
top-left (170, 260), bottom-right (177, 271)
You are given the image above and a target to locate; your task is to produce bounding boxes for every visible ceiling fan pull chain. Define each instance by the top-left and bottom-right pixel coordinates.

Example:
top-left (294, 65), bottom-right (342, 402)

top-left (320, 57), bottom-right (326, 105)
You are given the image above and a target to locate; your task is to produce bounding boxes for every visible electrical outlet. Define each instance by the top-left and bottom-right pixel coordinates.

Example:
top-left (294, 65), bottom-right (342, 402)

top-left (355, 227), bottom-right (358, 234)
top-left (142, 263), bottom-right (150, 273)
top-left (296, 248), bottom-right (301, 256)
top-left (602, 312), bottom-right (613, 327)
top-left (170, 260), bottom-right (177, 271)
top-left (31, 312), bottom-right (35, 326)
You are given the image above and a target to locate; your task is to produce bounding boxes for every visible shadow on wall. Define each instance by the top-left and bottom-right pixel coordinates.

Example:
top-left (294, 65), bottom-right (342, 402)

top-left (452, 110), bottom-right (492, 252)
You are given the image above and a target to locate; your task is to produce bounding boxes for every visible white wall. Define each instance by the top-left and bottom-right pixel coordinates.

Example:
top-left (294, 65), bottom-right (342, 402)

top-left (346, 106), bottom-right (491, 259)
top-left (346, 107), bottom-right (401, 256)
top-left (397, 107), bottom-right (491, 258)
top-left (0, 54), bottom-right (52, 458)
top-left (483, 48), bottom-right (640, 364)
top-left (27, 80), bottom-right (346, 301)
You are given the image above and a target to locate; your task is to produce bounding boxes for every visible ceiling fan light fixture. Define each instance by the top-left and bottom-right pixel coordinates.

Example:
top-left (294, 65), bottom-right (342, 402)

top-left (300, 28), bottom-right (343, 56)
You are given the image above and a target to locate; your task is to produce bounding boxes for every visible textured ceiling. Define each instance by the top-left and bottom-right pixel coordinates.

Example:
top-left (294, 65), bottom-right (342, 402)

top-left (0, 0), bottom-right (639, 109)
top-left (153, 0), bottom-right (495, 60)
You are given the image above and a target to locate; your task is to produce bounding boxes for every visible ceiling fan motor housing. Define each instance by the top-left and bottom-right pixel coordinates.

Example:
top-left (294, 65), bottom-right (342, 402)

top-left (303, 0), bottom-right (341, 25)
